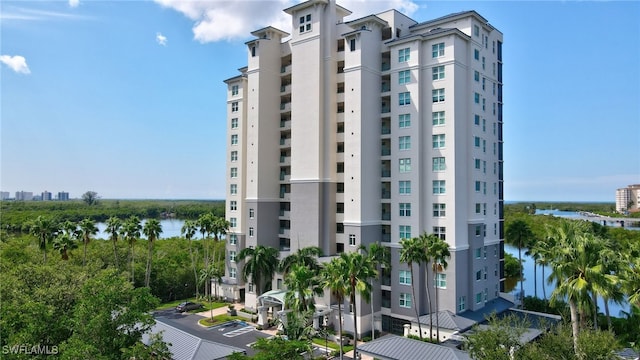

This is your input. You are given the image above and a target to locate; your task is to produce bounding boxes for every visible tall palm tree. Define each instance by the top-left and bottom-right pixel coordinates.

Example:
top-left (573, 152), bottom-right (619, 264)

top-left (105, 217), bottom-right (122, 269)
top-left (197, 213), bottom-right (214, 297)
top-left (53, 232), bottom-right (78, 261)
top-left (122, 216), bottom-right (142, 284)
top-left (400, 237), bottom-right (424, 339)
top-left (78, 218), bottom-right (98, 267)
top-left (199, 263), bottom-right (224, 320)
top-left (506, 219), bottom-right (533, 306)
top-left (238, 245), bottom-right (279, 296)
top-left (182, 220), bottom-right (199, 298)
top-left (426, 234), bottom-right (450, 343)
top-left (29, 216), bottom-right (58, 264)
top-left (211, 216), bottom-right (230, 265)
top-left (284, 263), bottom-right (324, 313)
top-left (61, 220), bottom-right (78, 237)
top-left (279, 246), bottom-right (322, 275)
top-left (321, 258), bottom-right (348, 360)
top-left (143, 219), bottom-right (162, 288)
top-left (341, 251), bottom-right (376, 358)
top-left (364, 242), bottom-right (390, 340)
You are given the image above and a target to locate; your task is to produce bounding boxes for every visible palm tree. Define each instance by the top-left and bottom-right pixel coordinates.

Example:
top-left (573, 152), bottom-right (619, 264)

top-left (506, 219), bottom-right (533, 306)
top-left (53, 232), bottom-right (78, 261)
top-left (364, 243), bottom-right (390, 340)
top-left (400, 237), bottom-right (424, 339)
top-left (105, 217), bottom-right (122, 269)
top-left (122, 216), bottom-right (142, 284)
top-left (199, 263), bottom-right (224, 320)
top-left (143, 219), bottom-right (162, 288)
top-left (284, 263), bottom-right (324, 313)
top-left (426, 234), bottom-right (450, 343)
top-left (279, 246), bottom-right (322, 275)
top-left (322, 257), bottom-right (348, 360)
top-left (61, 220), bottom-right (78, 237)
top-left (78, 218), bottom-right (98, 267)
top-left (211, 216), bottom-right (230, 265)
top-left (341, 251), bottom-right (376, 358)
top-left (29, 216), bottom-right (58, 264)
top-left (182, 220), bottom-right (199, 298)
top-left (197, 213), bottom-right (214, 297)
top-left (238, 245), bottom-right (279, 296)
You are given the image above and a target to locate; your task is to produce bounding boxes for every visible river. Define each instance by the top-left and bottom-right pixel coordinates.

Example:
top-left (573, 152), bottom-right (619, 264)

top-left (95, 219), bottom-right (187, 240)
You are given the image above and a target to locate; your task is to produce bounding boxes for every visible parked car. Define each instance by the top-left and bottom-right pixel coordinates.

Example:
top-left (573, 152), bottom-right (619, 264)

top-left (175, 302), bottom-right (203, 312)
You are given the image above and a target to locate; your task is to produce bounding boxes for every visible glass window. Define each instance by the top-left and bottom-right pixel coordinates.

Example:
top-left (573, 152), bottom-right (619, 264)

top-left (475, 203), bottom-right (481, 214)
top-left (229, 234), bottom-right (237, 245)
top-left (231, 151), bottom-right (238, 161)
top-left (398, 48), bottom-right (410, 62)
top-left (230, 167), bottom-right (238, 178)
top-left (399, 270), bottom-right (411, 285)
top-left (433, 226), bottom-right (445, 240)
top-left (399, 70), bottom-right (411, 84)
top-left (433, 203), bottom-right (446, 217)
top-left (432, 134), bottom-right (445, 149)
top-left (232, 102), bottom-right (238, 112)
top-left (299, 13), bottom-right (312, 33)
top-left (399, 181), bottom-right (411, 195)
top-left (230, 217), bottom-right (237, 227)
top-left (432, 42), bottom-right (444, 58)
top-left (230, 268), bottom-right (237, 279)
top-left (399, 293), bottom-right (412, 308)
top-left (433, 180), bottom-right (446, 195)
top-left (349, 234), bottom-right (356, 246)
top-left (231, 134), bottom-right (238, 145)
top-left (399, 136), bottom-right (411, 150)
top-left (249, 227), bottom-right (254, 237)
top-left (349, 38), bottom-right (356, 52)
top-left (399, 92), bottom-right (411, 106)
top-left (399, 203), bottom-right (411, 217)
top-left (474, 93), bottom-right (480, 104)
top-left (230, 200), bottom-right (237, 211)
top-left (432, 157), bottom-right (445, 171)
top-left (231, 85), bottom-right (239, 96)
top-left (474, 71), bottom-right (480, 82)
top-left (475, 181), bottom-right (481, 192)
top-left (230, 184), bottom-right (237, 195)
top-left (399, 114), bottom-right (411, 128)
top-left (473, 25), bottom-right (480, 37)
top-left (476, 270), bottom-right (482, 281)
top-left (432, 111), bottom-right (445, 126)
top-left (432, 65), bottom-right (444, 80)
top-left (476, 292), bottom-right (483, 304)
top-left (458, 296), bottom-right (466, 311)
top-left (399, 158), bottom-right (411, 172)
top-left (474, 49), bottom-right (480, 60)
top-left (474, 114), bottom-right (480, 126)
top-left (474, 136), bottom-right (481, 147)
top-left (432, 88), bottom-right (445, 102)
top-left (399, 225), bottom-right (411, 239)
top-left (436, 273), bottom-right (446, 288)
top-left (231, 118), bottom-right (238, 129)
top-left (249, 208), bottom-right (254, 218)
top-left (229, 250), bottom-right (237, 262)
top-left (475, 159), bottom-right (481, 169)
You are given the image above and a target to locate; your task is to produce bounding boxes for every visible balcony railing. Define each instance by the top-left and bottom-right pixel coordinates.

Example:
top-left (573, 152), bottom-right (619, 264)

top-left (381, 83), bottom-right (390, 92)
top-left (381, 189), bottom-right (391, 198)
top-left (381, 106), bottom-right (390, 114)
top-left (381, 170), bottom-right (391, 178)
top-left (381, 147), bottom-right (391, 156)
top-left (381, 233), bottom-right (391, 242)
top-left (381, 63), bottom-right (390, 71)
top-left (381, 126), bottom-right (390, 135)
top-left (381, 212), bottom-right (391, 221)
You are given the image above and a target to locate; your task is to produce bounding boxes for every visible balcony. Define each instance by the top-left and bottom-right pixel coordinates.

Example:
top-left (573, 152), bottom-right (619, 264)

top-left (381, 170), bottom-right (391, 178)
top-left (381, 147), bottom-right (391, 156)
top-left (279, 156), bottom-right (290, 165)
top-left (381, 106), bottom-right (390, 114)
top-left (381, 82), bottom-right (390, 93)
top-left (381, 63), bottom-right (390, 71)
top-left (381, 189), bottom-right (391, 199)
top-left (280, 64), bottom-right (291, 75)
top-left (280, 102), bottom-right (291, 112)
top-left (280, 84), bottom-right (291, 94)
top-left (381, 126), bottom-right (390, 135)
top-left (381, 212), bottom-right (391, 221)
top-left (280, 120), bottom-right (291, 129)
top-left (279, 138), bottom-right (291, 147)
top-left (381, 233), bottom-right (391, 242)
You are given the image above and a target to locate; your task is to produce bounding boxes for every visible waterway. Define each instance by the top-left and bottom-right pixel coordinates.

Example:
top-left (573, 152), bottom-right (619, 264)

top-left (95, 219), bottom-right (187, 240)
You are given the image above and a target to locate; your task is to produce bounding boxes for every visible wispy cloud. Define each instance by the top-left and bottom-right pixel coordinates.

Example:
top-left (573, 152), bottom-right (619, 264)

top-left (156, 32), bottom-right (168, 46)
top-left (154, 0), bottom-right (419, 43)
top-left (0, 55), bottom-right (31, 74)
top-left (69, 0), bottom-right (80, 8)
top-left (0, 5), bottom-right (91, 21)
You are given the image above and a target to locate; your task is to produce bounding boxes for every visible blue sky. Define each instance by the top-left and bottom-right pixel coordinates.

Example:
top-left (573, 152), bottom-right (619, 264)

top-left (1, 0), bottom-right (638, 201)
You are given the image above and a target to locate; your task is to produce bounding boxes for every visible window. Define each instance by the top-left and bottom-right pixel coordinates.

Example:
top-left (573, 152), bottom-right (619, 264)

top-left (474, 136), bottom-right (481, 147)
top-left (337, 203), bottom-right (344, 213)
top-left (432, 134), bottom-right (445, 149)
top-left (473, 25), bottom-right (480, 37)
top-left (277, 279), bottom-right (283, 289)
top-left (230, 184), bottom-right (237, 195)
top-left (249, 208), bottom-right (254, 218)
top-left (432, 157), bottom-right (445, 171)
top-left (432, 42), bottom-right (444, 58)
top-left (399, 203), bottom-right (411, 217)
top-left (399, 225), bottom-right (411, 239)
top-left (475, 181), bottom-right (481, 192)
top-left (399, 114), bottom-right (410, 128)
top-left (433, 226), bottom-right (446, 240)
top-left (482, 56), bottom-right (486, 70)
top-left (230, 268), bottom-right (237, 279)
top-left (432, 111), bottom-right (445, 125)
top-left (474, 49), bottom-right (480, 60)
top-left (231, 134), bottom-right (238, 145)
top-left (232, 102), bottom-right (238, 112)
top-left (458, 296), bottom-right (466, 311)
top-left (398, 48), bottom-right (410, 62)
top-left (474, 71), bottom-right (480, 82)
top-left (493, 103), bottom-right (496, 115)
top-left (337, 162), bottom-right (344, 173)
top-left (476, 270), bottom-right (482, 281)
top-left (475, 159), bottom-right (481, 170)
top-left (299, 14), bottom-right (312, 33)
top-left (482, 98), bottom-right (486, 111)
top-left (474, 114), bottom-right (480, 126)
top-left (482, 119), bottom-right (486, 132)
top-left (399, 92), bottom-right (411, 106)
top-left (399, 181), bottom-right (411, 195)
top-left (432, 88), bottom-right (445, 102)
top-left (483, 139), bottom-right (486, 153)
top-left (476, 292), bottom-right (483, 304)
top-left (474, 93), bottom-right (480, 104)
top-left (231, 118), bottom-right (238, 129)
top-left (349, 234), bottom-right (356, 246)
top-left (433, 203), bottom-right (446, 217)
top-left (475, 225), bottom-right (482, 236)
top-left (482, 77), bottom-right (486, 91)
top-left (250, 46), bottom-right (256, 57)
top-left (436, 273), bottom-right (446, 288)
top-left (399, 293), bottom-right (412, 308)
top-left (399, 270), bottom-right (411, 285)
top-left (399, 158), bottom-right (411, 173)
top-left (230, 200), bottom-right (237, 211)
top-left (230, 167), bottom-right (238, 178)
top-left (399, 70), bottom-right (411, 84)
top-left (432, 65), bottom-right (444, 80)
top-left (248, 283), bottom-right (254, 293)
top-left (249, 227), bottom-right (254, 237)
top-left (231, 151), bottom-right (238, 162)
top-left (399, 136), bottom-right (411, 150)
top-left (229, 234), bottom-right (237, 245)
top-left (433, 180), bottom-right (446, 195)
top-left (231, 85), bottom-right (239, 96)
top-left (349, 38), bottom-right (356, 52)
top-left (229, 250), bottom-right (237, 262)
top-left (475, 203), bottom-right (481, 214)
top-left (230, 217), bottom-right (237, 227)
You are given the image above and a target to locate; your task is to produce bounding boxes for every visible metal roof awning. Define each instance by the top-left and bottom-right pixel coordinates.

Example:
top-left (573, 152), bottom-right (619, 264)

top-left (257, 289), bottom-right (287, 308)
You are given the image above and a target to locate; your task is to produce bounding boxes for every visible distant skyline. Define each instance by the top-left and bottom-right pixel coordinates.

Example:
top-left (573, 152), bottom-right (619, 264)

top-left (1, 0), bottom-right (638, 202)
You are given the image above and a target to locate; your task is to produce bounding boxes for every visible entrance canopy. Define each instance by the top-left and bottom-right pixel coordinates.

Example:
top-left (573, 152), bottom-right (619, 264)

top-left (257, 289), bottom-right (287, 308)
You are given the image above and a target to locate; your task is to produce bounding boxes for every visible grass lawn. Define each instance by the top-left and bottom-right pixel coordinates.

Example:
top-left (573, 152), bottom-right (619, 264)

top-left (312, 337), bottom-right (353, 353)
top-left (198, 314), bottom-right (244, 327)
top-left (156, 298), bottom-right (228, 312)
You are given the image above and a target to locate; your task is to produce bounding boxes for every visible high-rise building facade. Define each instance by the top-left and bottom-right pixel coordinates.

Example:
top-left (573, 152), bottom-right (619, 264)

top-left (222, 0), bottom-right (503, 336)
top-left (616, 184), bottom-right (640, 213)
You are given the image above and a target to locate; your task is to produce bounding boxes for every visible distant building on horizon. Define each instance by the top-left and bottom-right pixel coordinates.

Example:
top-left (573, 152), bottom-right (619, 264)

top-left (57, 191), bottom-right (70, 201)
top-left (0, 192), bottom-right (9, 200)
top-left (42, 191), bottom-right (52, 201)
top-left (616, 184), bottom-right (640, 213)
top-left (15, 191), bottom-right (33, 201)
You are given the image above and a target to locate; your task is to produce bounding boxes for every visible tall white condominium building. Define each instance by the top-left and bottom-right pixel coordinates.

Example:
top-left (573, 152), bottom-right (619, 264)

top-left (616, 184), bottom-right (640, 213)
top-left (222, 0), bottom-right (504, 336)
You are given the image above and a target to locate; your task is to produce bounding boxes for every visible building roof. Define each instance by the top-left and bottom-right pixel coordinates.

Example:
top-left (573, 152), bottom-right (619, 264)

top-left (410, 10), bottom-right (494, 31)
top-left (357, 334), bottom-right (471, 360)
top-left (257, 289), bottom-right (287, 308)
top-left (416, 310), bottom-right (477, 332)
top-left (142, 320), bottom-right (245, 360)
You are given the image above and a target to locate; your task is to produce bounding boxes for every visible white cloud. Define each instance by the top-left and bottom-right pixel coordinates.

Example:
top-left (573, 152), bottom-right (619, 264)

top-left (156, 32), bottom-right (168, 46)
top-left (0, 55), bottom-right (31, 74)
top-left (154, 0), bottom-right (419, 43)
top-left (69, 0), bottom-right (80, 8)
